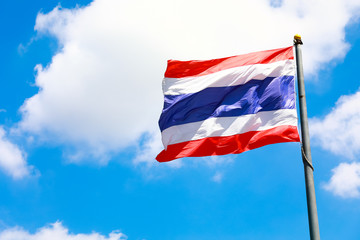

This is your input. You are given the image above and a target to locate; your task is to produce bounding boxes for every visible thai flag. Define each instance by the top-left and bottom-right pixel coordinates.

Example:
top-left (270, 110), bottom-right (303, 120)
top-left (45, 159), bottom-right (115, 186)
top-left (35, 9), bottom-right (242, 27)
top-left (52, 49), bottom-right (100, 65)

top-left (156, 46), bottom-right (300, 162)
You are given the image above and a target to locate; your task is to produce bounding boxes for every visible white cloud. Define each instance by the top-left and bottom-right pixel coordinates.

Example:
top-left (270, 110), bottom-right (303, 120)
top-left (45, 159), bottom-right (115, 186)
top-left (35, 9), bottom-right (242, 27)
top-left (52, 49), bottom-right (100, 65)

top-left (134, 130), bottom-right (183, 168)
top-left (0, 127), bottom-right (31, 179)
top-left (204, 156), bottom-right (234, 168)
top-left (0, 221), bottom-right (126, 240)
top-left (212, 171), bottom-right (224, 183)
top-left (311, 91), bottom-right (360, 198)
top-left (310, 90), bottom-right (360, 159)
top-left (18, 0), bottom-right (360, 164)
top-left (324, 162), bottom-right (360, 198)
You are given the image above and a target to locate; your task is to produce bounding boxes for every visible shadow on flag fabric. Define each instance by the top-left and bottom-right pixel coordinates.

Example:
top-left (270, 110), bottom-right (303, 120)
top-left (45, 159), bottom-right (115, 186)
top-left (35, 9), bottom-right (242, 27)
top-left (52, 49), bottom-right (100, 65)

top-left (156, 46), bottom-right (300, 162)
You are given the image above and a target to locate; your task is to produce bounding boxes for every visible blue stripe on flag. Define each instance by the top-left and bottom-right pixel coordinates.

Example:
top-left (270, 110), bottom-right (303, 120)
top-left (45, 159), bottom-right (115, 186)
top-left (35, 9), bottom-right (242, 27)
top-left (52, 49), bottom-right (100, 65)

top-left (159, 76), bottom-right (295, 131)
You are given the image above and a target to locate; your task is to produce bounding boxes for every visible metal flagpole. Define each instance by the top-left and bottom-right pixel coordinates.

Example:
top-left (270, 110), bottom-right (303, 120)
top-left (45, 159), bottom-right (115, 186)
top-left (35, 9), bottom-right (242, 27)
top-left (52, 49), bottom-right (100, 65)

top-left (293, 34), bottom-right (320, 240)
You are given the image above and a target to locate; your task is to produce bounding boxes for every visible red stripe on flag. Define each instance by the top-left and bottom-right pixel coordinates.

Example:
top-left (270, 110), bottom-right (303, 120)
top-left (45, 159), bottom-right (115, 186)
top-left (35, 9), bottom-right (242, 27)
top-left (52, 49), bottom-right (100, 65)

top-left (156, 125), bottom-right (300, 162)
top-left (165, 46), bottom-right (294, 78)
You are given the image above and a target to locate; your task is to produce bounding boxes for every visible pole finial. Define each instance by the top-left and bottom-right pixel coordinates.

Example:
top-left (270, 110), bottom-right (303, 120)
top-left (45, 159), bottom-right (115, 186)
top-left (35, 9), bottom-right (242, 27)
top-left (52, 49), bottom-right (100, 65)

top-left (294, 34), bottom-right (303, 45)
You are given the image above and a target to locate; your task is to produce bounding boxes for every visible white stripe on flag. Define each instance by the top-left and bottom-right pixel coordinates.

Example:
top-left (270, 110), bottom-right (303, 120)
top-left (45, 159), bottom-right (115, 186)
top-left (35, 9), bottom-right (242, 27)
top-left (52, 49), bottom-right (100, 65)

top-left (163, 60), bottom-right (295, 95)
top-left (161, 109), bottom-right (298, 148)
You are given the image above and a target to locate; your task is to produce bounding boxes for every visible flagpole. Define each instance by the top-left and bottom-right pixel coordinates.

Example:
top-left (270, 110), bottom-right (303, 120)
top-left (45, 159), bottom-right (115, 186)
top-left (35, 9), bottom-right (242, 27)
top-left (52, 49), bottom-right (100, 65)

top-left (293, 34), bottom-right (320, 240)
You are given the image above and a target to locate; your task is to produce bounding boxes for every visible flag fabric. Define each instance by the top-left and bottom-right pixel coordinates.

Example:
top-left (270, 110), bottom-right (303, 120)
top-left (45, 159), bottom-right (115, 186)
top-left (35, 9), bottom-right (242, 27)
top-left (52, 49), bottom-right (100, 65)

top-left (156, 46), bottom-right (300, 162)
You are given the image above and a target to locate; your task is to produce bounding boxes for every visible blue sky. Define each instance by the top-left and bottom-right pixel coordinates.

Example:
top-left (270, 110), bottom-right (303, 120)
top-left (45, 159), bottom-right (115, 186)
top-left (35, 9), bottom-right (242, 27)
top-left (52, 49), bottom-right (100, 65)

top-left (1, 0), bottom-right (360, 239)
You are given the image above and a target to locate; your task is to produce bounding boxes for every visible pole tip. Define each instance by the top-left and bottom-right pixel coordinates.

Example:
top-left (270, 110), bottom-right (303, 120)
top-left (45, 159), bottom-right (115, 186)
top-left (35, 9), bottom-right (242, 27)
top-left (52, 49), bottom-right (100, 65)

top-left (294, 34), bottom-right (303, 45)
top-left (294, 34), bottom-right (302, 40)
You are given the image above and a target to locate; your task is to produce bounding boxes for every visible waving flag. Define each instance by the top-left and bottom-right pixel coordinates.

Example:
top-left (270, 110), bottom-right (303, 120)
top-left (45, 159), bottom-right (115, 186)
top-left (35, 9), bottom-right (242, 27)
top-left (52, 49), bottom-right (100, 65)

top-left (156, 46), bottom-right (300, 162)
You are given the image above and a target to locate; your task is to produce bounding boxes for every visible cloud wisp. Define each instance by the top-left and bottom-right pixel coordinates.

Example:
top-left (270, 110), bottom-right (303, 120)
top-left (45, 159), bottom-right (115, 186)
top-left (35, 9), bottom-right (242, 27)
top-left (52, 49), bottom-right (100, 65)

top-left (0, 127), bottom-right (32, 179)
top-left (0, 221), bottom-right (126, 240)
top-left (323, 162), bottom-right (360, 198)
top-left (310, 90), bottom-right (360, 159)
